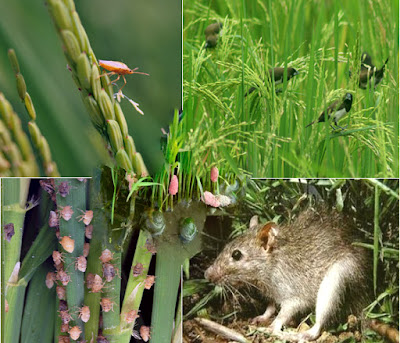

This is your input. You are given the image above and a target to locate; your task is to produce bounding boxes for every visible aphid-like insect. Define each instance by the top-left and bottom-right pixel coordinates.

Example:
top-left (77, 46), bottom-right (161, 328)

top-left (49, 211), bottom-right (59, 227)
top-left (68, 325), bottom-right (82, 340)
top-left (4, 223), bottom-right (15, 242)
top-left (46, 271), bottom-right (56, 289)
top-left (125, 309), bottom-right (139, 323)
top-left (57, 181), bottom-right (71, 197)
top-left (55, 262), bottom-right (64, 271)
top-left (60, 236), bottom-right (75, 253)
top-left (40, 179), bottom-right (55, 194)
top-left (102, 263), bottom-right (117, 282)
top-left (100, 298), bottom-right (114, 312)
top-left (132, 263), bottom-right (144, 277)
top-left (85, 225), bottom-right (93, 239)
top-left (99, 60), bottom-right (149, 93)
top-left (59, 310), bottom-right (72, 324)
top-left (59, 300), bottom-right (68, 311)
top-left (60, 323), bottom-right (69, 333)
top-left (83, 243), bottom-right (90, 257)
top-left (139, 325), bottom-right (151, 342)
top-left (5, 299), bottom-right (9, 312)
top-left (77, 210), bottom-right (93, 226)
top-left (56, 286), bottom-right (66, 300)
top-left (78, 305), bottom-right (90, 323)
top-left (58, 206), bottom-right (74, 221)
top-left (53, 250), bottom-right (64, 266)
top-left (99, 249), bottom-right (114, 263)
top-left (144, 275), bottom-right (155, 290)
top-left (91, 274), bottom-right (105, 293)
top-left (57, 269), bottom-right (71, 286)
top-left (75, 256), bottom-right (87, 272)
top-left (145, 239), bottom-right (157, 255)
top-left (86, 273), bottom-right (95, 289)
top-left (58, 335), bottom-right (70, 343)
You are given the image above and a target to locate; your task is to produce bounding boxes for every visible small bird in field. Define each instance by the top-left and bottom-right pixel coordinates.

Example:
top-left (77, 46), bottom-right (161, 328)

top-left (205, 22), bottom-right (223, 49)
top-left (305, 93), bottom-right (353, 130)
top-left (358, 52), bottom-right (388, 89)
top-left (245, 67), bottom-right (299, 96)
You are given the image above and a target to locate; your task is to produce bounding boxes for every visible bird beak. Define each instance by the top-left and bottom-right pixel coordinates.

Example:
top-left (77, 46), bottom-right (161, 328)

top-left (293, 69), bottom-right (299, 76)
top-left (345, 93), bottom-right (352, 101)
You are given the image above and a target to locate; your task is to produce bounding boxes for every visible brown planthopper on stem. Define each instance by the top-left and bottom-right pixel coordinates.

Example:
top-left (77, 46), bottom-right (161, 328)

top-left (85, 224), bottom-right (93, 239)
top-left (58, 206), bottom-right (74, 221)
top-left (77, 209), bottom-right (93, 225)
top-left (125, 309), bottom-right (139, 323)
top-left (57, 181), bottom-right (72, 197)
top-left (75, 255), bottom-right (87, 272)
top-left (78, 305), bottom-right (90, 323)
top-left (68, 326), bottom-right (82, 340)
top-left (49, 210), bottom-right (59, 227)
top-left (56, 286), bottom-right (66, 300)
top-left (46, 272), bottom-right (56, 289)
top-left (59, 310), bottom-right (72, 325)
top-left (144, 275), bottom-right (155, 290)
top-left (132, 263), bottom-right (144, 277)
top-left (100, 298), bottom-right (114, 312)
top-left (57, 269), bottom-right (71, 286)
top-left (59, 236), bottom-right (75, 253)
top-left (90, 274), bottom-right (105, 293)
top-left (99, 248), bottom-right (113, 263)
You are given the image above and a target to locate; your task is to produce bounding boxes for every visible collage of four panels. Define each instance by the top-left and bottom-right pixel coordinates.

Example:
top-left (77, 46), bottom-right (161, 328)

top-left (0, 0), bottom-right (398, 342)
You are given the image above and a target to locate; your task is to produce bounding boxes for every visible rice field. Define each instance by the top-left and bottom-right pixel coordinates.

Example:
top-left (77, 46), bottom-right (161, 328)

top-left (182, 0), bottom-right (399, 178)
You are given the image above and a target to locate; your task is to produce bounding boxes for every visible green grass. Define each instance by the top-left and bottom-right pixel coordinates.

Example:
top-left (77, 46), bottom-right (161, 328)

top-left (183, 0), bottom-right (399, 177)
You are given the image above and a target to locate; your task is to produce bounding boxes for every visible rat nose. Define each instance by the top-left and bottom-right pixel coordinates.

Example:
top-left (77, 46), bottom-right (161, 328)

top-left (204, 267), bottom-right (212, 280)
top-left (205, 265), bottom-right (218, 282)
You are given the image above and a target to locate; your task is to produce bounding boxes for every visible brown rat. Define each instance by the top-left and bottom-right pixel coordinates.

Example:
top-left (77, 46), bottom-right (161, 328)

top-left (205, 208), bottom-right (372, 342)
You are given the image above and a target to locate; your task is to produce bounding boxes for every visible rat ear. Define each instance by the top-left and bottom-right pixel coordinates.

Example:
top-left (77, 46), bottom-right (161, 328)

top-left (257, 222), bottom-right (278, 252)
top-left (249, 215), bottom-right (259, 230)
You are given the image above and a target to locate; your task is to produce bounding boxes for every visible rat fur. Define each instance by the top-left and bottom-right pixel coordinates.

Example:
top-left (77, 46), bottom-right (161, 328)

top-left (205, 208), bottom-right (372, 342)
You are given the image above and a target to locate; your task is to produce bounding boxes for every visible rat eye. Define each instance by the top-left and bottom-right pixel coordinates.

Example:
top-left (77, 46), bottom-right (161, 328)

top-left (231, 249), bottom-right (242, 261)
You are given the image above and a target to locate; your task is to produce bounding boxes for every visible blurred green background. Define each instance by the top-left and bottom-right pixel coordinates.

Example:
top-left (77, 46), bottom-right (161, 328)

top-left (0, 0), bottom-right (181, 176)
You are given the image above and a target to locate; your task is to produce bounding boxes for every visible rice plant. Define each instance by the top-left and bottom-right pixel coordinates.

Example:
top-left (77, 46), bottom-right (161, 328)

top-left (183, 0), bottom-right (399, 178)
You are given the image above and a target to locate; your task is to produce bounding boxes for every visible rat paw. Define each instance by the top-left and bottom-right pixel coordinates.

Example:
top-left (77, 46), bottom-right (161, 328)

top-left (294, 331), bottom-right (319, 342)
top-left (277, 331), bottom-right (319, 342)
top-left (251, 315), bottom-right (273, 326)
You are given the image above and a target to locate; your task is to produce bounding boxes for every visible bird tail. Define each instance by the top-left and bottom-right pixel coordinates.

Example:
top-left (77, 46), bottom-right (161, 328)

top-left (383, 57), bottom-right (389, 66)
top-left (381, 57), bottom-right (389, 71)
top-left (376, 58), bottom-right (389, 77)
top-left (305, 120), bottom-right (315, 128)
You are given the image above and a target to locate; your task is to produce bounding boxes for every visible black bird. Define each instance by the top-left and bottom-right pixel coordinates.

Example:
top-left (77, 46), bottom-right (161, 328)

top-left (358, 52), bottom-right (388, 89)
top-left (305, 93), bottom-right (353, 129)
top-left (245, 67), bottom-right (299, 96)
top-left (205, 22), bottom-right (223, 49)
